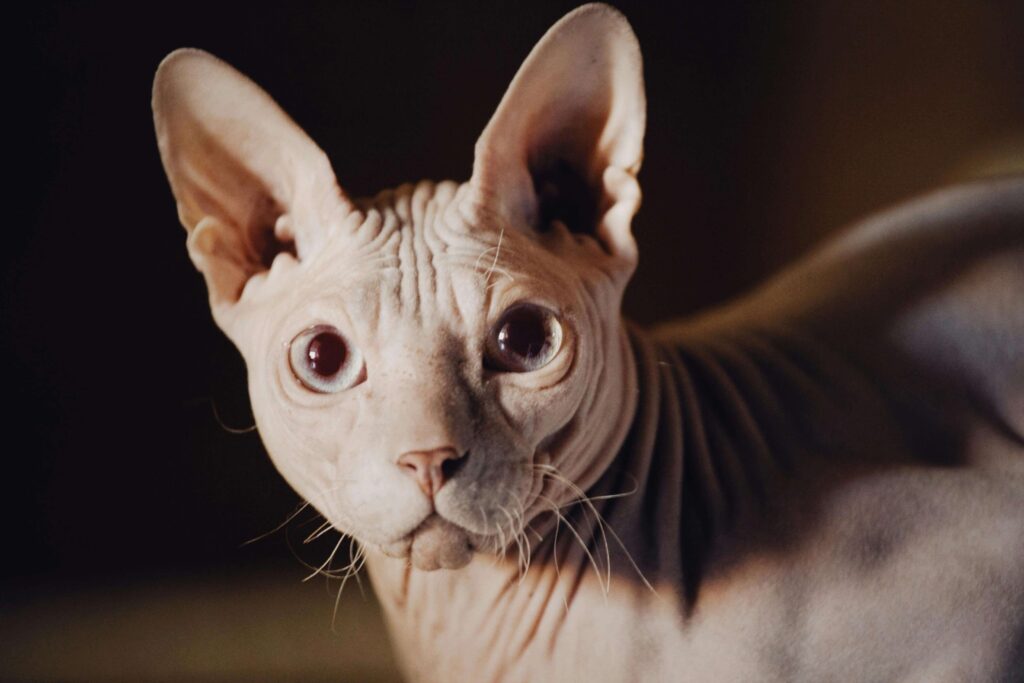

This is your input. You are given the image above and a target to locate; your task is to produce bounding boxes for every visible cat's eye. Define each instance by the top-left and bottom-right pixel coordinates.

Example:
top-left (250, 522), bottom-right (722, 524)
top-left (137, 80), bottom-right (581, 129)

top-left (485, 303), bottom-right (563, 373)
top-left (288, 325), bottom-right (366, 393)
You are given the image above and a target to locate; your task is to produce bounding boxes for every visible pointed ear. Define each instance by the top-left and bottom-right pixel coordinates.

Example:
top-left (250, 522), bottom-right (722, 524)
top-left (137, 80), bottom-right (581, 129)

top-left (471, 4), bottom-right (645, 262)
top-left (152, 48), bottom-right (353, 331)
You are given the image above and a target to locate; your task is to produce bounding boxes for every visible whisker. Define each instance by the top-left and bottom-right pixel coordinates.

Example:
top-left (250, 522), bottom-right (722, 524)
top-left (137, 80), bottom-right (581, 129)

top-left (484, 266), bottom-right (515, 291)
top-left (535, 491), bottom-right (571, 615)
top-left (473, 246), bottom-right (497, 273)
top-left (483, 226), bottom-right (505, 285)
top-left (497, 503), bottom-right (512, 555)
top-left (303, 519), bottom-right (335, 545)
top-left (509, 488), bottom-right (533, 580)
top-left (549, 501), bottom-right (570, 615)
top-left (331, 543), bottom-right (367, 632)
top-left (532, 466), bottom-right (612, 595)
top-left (595, 514), bottom-right (660, 599)
top-left (477, 503), bottom-right (500, 558)
top-left (535, 491), bottom-right (607, 597)
top-left (500, 504), bottom-right (526, 581)
top-left (471, 227), bottom-right (516, 291)
top-left (349, 540), bottom-right (367, 598)
top-left (532, 464), bottom-right (657, 598)
top-left (240, 501), bottom-right (311, 547)
top-left (517, 508), bottom-right (533, 579)
top-left (303, 534), bottom-right (347, 582)
top-left (209, 397), bottom-right (257, 434)
top-left (495, 504), bottom-right (510, 558)
top-left (282, 521), bottom-right (369, 621)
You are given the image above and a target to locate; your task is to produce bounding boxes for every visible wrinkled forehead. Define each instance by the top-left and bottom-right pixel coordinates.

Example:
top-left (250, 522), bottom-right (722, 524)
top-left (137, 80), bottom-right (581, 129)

top-left (291, 180), bottom-right (569, 336)
top-left (348, 181), bottom-right (499, 272)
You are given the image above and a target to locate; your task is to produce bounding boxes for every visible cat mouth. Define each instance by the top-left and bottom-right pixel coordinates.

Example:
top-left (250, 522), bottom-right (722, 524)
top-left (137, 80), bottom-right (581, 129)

top-left (379, 513), bottom-right (474, 571)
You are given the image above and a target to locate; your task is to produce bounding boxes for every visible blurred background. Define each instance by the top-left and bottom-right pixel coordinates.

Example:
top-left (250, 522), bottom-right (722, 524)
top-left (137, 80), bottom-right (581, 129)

top-left (4, 1), bottom-right (1023, 680)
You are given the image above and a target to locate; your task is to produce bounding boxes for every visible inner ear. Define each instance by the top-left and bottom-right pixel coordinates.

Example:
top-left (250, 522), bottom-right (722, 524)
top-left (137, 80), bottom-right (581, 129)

top-left (259, 229), bottom-right (298, 269)
top-left (153, 48), bottom-right (354, 315)
top-left (256, 211), bottom-right (299, 271)
top-left (532, 157), bottom-right (599, 236)
top-left (469, 5), bottom-right (646, 261)
top-left (232, 191), bottom-right (300, 275)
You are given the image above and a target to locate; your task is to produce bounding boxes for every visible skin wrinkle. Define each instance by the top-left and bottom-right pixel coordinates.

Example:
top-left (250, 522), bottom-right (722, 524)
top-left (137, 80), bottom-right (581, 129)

top-left (669, 348), bottom-right (723, 533)
top-left (713, 334), bottom-right (799, 473)
top-left (699, 346), bottom-right (774, 478)
top-left (416, 190), bottom-right (438, 322)
top-left (693, 369), bottom-right (746, 524)
top-left (635, 350), bottom-right (679, 573)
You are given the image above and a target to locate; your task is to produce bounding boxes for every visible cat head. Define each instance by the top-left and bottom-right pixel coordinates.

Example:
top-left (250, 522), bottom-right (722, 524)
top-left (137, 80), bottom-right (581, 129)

top-left (153, 4), bottom-right (645, 570)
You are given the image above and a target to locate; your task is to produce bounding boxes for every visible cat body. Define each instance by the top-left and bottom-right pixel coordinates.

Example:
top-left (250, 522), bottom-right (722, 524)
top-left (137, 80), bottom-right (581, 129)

top-left (368, 179), bottom-right (1024, 683)
top-left (152, 4), bottom-right (1024, 681)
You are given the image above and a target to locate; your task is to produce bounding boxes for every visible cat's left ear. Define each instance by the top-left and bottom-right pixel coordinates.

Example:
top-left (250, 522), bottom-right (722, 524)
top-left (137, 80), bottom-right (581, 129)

top-left (152, 49), bottom-right (354, 339)
top-left (470, 3), bottom-right (645, 264)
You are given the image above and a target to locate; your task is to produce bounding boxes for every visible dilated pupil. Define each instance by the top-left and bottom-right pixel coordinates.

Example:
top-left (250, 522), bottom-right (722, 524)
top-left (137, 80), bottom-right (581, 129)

top-left (306, 332), bottom-right (346, 376)
top-left (497, 308), bottom-right (548, 359)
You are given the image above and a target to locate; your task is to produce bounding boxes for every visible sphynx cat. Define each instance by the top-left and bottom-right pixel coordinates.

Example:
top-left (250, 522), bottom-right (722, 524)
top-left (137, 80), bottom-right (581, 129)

top-left (152, 4), bottom-right (1024, 681)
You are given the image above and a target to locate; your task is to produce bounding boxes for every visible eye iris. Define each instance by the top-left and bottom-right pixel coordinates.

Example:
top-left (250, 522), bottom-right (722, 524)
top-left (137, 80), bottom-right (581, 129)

top-left (497, 307), bottom-right (550, 360)
top-left (306, 332), bottom-right (346, 377)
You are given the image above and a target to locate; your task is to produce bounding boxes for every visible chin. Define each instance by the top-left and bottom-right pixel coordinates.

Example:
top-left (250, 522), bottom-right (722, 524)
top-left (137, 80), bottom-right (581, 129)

top-left (376, 514), bottom-right (476, 571)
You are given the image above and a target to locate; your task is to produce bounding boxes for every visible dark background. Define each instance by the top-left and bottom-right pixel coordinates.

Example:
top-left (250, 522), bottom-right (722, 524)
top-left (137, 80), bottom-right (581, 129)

top-left (4, 0), bottom-right (1023, 589)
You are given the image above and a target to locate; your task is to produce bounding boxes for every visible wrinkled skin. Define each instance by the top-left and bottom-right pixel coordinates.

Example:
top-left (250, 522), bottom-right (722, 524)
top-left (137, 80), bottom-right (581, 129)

top-left (153, 4), bottom-right (1024, 682)
top-left (228, 180), bottom-right (637, 571)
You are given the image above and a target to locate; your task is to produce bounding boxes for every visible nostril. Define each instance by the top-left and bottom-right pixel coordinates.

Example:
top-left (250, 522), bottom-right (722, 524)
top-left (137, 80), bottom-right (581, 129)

top-left (398, 447), bottom-right (467, 497)
top-left (441, 450), bottom-right (468, 481)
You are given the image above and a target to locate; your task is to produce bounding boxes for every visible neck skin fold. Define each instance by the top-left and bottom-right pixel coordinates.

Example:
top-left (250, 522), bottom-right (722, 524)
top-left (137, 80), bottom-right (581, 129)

top-left (363, 319), bottom-right (848, 681)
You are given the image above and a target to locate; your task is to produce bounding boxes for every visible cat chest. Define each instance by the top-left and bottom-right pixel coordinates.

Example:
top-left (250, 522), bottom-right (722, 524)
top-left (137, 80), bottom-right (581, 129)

top-left (368, 463), bottom-right (1024, 683)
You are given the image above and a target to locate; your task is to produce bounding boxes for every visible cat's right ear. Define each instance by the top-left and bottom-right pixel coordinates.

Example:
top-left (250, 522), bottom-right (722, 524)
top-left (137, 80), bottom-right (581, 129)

top-left (152, 49), bottom-right (353, 337)
top-left (470, 4), bottom-right (645, 270)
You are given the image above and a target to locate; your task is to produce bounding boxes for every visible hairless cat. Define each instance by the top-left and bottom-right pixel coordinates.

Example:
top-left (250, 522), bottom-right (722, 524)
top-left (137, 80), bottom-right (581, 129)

top-left (152, 4), bottom-right (1024, 681)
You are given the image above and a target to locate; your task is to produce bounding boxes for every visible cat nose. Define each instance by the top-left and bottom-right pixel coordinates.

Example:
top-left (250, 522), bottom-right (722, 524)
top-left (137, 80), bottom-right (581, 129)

top-left (397, 447), bottom-right (466, 498)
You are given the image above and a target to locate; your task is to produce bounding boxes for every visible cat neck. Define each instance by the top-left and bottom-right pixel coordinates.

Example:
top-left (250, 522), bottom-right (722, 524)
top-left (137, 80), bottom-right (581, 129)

top-left (362, 317), bottom-right (886, 678)
top-left (363, 318), bottom-right (644, 679)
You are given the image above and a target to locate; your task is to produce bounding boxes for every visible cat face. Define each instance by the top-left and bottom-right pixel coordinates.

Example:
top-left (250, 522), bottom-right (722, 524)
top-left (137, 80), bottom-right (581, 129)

top-left (153, 5), bottom-right (646, 570)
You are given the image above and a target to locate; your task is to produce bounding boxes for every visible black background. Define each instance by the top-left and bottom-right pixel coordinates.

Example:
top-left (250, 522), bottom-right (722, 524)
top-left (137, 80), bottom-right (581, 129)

top-left (4, 1), bottom-right (1023, 588)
